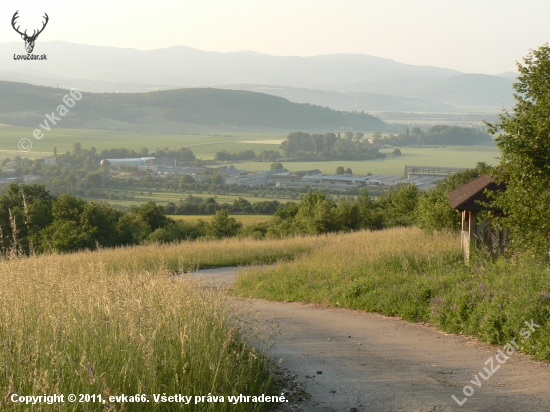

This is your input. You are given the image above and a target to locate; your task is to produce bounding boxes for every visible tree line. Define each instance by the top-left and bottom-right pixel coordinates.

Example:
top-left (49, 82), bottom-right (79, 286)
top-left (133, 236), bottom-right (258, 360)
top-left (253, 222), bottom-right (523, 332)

top-left (1, 164), bottom-right (489, 256)
top-left (280, 131), bottom-right (384, 161)
top-left (372, 125), bottom-right (493, 147)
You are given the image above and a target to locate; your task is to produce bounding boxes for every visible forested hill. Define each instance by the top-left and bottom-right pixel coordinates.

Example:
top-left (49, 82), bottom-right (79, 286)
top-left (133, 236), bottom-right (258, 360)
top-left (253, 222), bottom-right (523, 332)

top-left (0, 81), bottom-right (386, 131)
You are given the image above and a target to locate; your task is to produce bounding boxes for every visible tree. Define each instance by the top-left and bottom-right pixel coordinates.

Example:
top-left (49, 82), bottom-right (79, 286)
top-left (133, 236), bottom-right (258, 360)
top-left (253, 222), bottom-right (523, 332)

top-left (129, 201), bottom-right (172, 231)
top-left (323, 133), bottom-right (337, 152)
top-left (343, 131), bottom-right (354, 141)
top-left (84, 172), bottom-right (102, 188)
top-left (336, 166), bottom-right (345, 175)
top-left (417, 165), bottom-right (488, 233)
top-left (487, 44), bottom-right (550, 255)
top-left (211, 172), bottom-right (224, 185)
top-left (353, 132), bottom-right (364, 142)
top-left (271, 162), bottom-right (284, 170)
top-left (80, 201), bottom-right (124, 247)
top-left (175, 147), bottom-right (195, 162)
top-left (293, 190), bottom-right (340, 235)
top-left (205, 210), bottom-right (242, 238)
top-left (337, 200), bottom-right (361, 231)
top-left (73, 142), bottom-right (82, 156)
top-left (0, 184), bottom-right (54, 254)
top-left (312, 134), bottom-right (323, 154)
top-left (392, 148), bottom-right (402, 157)
top-left (357, 189), bottom-right (384, 230)
top-left (345, 167), bottom-right (353, 175)
top-left (377, 184), bottom-right (420, 227)
top-left (179, 174), bottom-right (195, 186)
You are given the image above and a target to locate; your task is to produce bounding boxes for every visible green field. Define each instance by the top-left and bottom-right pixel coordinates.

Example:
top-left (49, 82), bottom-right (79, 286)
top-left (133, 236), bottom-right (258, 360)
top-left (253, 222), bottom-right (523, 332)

top-left (236, 146), bottom-right (500, 176)
top-left (0, 125), bottom-right (285, 155)
top-left (0, 125), bottom-right (499, 177)
top-left (170, 214), bottom-right (272, 225)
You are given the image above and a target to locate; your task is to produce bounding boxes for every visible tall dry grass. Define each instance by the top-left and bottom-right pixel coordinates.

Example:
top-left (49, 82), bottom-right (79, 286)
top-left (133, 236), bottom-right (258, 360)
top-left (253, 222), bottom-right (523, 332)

top-left (0, 236), bottom-right (320, 411)
top-left (96, 235), bottom-right (323, 273)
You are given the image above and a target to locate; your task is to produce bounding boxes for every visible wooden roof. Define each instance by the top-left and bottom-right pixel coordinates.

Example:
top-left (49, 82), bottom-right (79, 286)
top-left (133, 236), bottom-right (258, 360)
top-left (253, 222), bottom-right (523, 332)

top-left (448, 175), bottom-right (505, 211)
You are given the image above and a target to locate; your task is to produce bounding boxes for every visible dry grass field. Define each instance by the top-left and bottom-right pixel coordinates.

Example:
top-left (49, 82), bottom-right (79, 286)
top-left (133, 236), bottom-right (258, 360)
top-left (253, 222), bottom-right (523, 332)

top-left (0, 236), bottom-right (322, 411)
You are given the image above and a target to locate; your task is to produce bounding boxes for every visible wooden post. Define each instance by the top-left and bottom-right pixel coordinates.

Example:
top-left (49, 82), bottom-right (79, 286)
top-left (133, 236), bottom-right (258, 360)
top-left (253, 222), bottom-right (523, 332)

top-left (461, 210), bottom-right (468, 263)
top-left (461, 210), bottom-right (477, 264)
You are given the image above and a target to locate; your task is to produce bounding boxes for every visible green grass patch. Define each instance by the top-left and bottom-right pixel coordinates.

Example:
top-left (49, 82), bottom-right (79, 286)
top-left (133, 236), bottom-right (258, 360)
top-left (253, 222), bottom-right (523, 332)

top-left (233, 228), bottom-right (550, 361)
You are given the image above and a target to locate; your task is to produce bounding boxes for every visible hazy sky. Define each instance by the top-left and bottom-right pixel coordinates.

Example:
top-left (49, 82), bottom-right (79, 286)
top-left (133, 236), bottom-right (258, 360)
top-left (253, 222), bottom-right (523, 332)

top-left (2, 0), bottom-right (549, 74)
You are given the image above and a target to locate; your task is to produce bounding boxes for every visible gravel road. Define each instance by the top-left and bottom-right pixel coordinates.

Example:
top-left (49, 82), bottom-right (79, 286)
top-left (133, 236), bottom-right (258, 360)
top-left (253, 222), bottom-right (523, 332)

top-left (191, 267), bottom-right (550, 412)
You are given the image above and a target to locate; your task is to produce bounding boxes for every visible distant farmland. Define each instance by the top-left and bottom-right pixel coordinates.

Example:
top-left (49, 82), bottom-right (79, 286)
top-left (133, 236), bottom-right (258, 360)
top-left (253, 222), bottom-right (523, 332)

top-left (0, 126), bottom-right (499, 177)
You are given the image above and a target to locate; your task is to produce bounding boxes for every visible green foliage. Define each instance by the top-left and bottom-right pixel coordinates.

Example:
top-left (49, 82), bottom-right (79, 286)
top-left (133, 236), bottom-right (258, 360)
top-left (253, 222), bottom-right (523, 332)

top-left (203, 210), bottom-right (243, 239)
top-left (84, 172), bottom-right (103, 187)
top-left (336, 200), bottom-right (361, 231)
top-left (487, 44), bottom-right (550, 256)
top-left (39, 194), bottom-right (127, 253)
top-left (179, 174), bottom-right (195, 186)
top-left (0, 183), bottom-right (54, 254)
top-left (129, 201), bottom-right (172, 231)
top-left (353, 132), bottom-right (364, 142)
top-left (280, 131), bottom-right (383, 161)
top-left (254, 150), bottom-right (281, 162)
top-left (270, 162), bottom-right (284, 170)
top-left (214, 150), bottom-right (255, 161)
top-left (148, 221), bottom-right (204, 243)
top-left (376, 125), bottom-right (493, 147)
top-left (210, 172), bottom-right (225, 185)
top-left (417, 163), bottom-right (490, 233)
top-left (377, 184), bottom-right (420, 227)
top-left (292, 191), bottom-right (340, 235)
top-left (357, 190), bottom-right (384, 230)
top-left (0, 185), bottom-right (198, 254)
top-left (266, 187), bottom-right (420, 237)
top-left (341, 131), bottom-right (352, 140)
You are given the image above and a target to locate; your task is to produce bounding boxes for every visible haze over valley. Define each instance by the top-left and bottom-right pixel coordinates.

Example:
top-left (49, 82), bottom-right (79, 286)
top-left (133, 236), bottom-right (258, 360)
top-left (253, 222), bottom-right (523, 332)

top-left (0, 41), bottom-right (515, 112)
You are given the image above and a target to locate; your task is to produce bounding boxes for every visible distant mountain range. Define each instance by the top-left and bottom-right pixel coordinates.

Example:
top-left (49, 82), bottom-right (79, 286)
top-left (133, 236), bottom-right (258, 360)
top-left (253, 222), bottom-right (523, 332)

top-left (0, 41), bottom-right (517, 112)
top-left (0, 81), bottom-right (386, 131)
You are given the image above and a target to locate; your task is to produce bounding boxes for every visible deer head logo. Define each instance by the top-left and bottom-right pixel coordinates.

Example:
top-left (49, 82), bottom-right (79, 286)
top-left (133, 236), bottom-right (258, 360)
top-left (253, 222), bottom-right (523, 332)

top-left (11, 11), bottom-right (49, 54)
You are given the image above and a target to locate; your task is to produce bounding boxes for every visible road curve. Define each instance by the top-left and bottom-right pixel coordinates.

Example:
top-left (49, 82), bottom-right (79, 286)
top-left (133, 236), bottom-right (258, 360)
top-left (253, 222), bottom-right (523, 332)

top-left (191, 267), bottom-right (550, 412)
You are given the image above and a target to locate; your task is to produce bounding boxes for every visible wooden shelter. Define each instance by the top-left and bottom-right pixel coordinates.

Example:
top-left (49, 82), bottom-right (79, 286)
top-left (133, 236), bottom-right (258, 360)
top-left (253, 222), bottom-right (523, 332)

top-left (448, 176), bottom-right (507, 262)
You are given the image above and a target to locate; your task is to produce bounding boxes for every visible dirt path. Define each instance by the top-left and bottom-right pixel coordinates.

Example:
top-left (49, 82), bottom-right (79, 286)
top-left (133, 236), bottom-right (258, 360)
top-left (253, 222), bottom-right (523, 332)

top-left (192, 267), bottom-right (550, 412)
